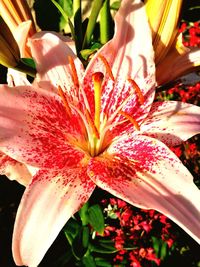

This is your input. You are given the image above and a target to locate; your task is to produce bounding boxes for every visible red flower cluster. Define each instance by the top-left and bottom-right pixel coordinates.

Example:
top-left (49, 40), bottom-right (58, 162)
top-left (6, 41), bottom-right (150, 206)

top-left (179, 21), bottom-right (200, 47)
top-left (101, 198), bottom-right (176, 266)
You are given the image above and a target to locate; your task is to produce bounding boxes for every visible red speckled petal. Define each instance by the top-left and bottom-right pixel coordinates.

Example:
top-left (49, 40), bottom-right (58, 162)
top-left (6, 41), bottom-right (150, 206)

top-left (0, 151), bottom-right (32, 186)
top-left (12, 167), bottom-right (96, 267)
top-left (88, 134), bottom-right (200, 244)
top-left (0, 85), bottom-right (86, 169)
top-left (82, 0), bottom-right (155, 117)
top-left (29, 32), bottom-right (84, 104)
top-left (141, 101), bottom-right (200, 146)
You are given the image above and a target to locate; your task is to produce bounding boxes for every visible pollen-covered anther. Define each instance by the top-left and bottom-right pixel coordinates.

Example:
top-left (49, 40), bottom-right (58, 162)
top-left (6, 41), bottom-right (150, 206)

top-left (98, 54), bottom-right (115, 81)
top-left (68, 55), bottom-right (79, 89)
top-left (119, 110), bottom-right (140, 131)
top-left (127, 78), bottom-right (145, 105)
top-left (58, 86), bottom-right (71, 118)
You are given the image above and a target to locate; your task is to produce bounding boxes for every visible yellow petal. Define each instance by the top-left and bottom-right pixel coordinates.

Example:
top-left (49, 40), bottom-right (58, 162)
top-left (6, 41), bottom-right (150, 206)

top-left (156, 40), bottom-right (200, 86)
top-left (0, 17), bottom-right (20, 67)
top-left (145, 0), bottom-right (183, 64)
top-left (0, 0), bottom-right (36, 36)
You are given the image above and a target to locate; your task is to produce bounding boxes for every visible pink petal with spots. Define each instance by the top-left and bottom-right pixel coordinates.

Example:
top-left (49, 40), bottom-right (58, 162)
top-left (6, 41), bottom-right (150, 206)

top-left (83, 0), bottom-right (155, 117)
top-left (0, 151), bottom-right (32, 186)
top-left (88, 134), bottom-right (200, 244)
top-left (141, 101), bottom-right (200, 146)
top-left (12, 167), bottom-right (96, 266)
top-left (0, 85), bottom-right (86, 169)
top-left (29, 32), bottom-right (84, 104)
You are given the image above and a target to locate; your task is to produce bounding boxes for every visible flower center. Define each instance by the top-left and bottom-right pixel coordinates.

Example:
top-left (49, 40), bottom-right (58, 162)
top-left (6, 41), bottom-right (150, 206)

top-left (58, 55), bottom-right (144, 157)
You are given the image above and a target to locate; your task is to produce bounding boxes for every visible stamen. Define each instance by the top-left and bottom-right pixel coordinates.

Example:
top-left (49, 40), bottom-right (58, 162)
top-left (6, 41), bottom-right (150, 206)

top-left (58, 86), bottom-right (71, 117)
top-left (68, 55), bottom-right (79, 88)
top-left (85, 109), bottom-right (100, 139)
top-left (98, 54), bottom-right (115, 81)
top-left (127, 78), bottom-right (145, 105)
top-left (119, 110), bottom-right (140, 131)
top-left (93, 72), bottom-right (104, 132)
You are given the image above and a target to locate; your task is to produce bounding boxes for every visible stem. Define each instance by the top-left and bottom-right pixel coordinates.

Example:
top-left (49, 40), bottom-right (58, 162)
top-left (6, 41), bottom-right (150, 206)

top-left (100, 0), bottom-right (112, 44)
top-left (73, 0), bottom-right (82, 55)
top-left (82, 0), bottom-right (105, 49)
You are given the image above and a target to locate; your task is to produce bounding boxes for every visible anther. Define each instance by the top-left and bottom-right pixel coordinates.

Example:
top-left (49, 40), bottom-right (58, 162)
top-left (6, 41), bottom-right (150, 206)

top-left (127, 78), bottom-right (144, 105)
top-left (98, 54), bottom-right (115, 81)
top-left (58, 86), bottom-right (71, 117)
top-left (119, 110), bottom-right (140, 131)
top-left (68, 56), bottom-right (79, 88)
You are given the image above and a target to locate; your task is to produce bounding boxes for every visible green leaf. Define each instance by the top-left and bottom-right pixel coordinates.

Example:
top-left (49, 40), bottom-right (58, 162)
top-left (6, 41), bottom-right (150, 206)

top-left (80, 48), bottom-right (98, 60)
top-left (64, 218), bottom-right (81, 245)
top-left (20, 58), bottom-right (36, 69)
top-left (160, 242), bottom-right (168, 260)
top-left (82, 0), bottom-right (105, 49)
top-left (82, 253), bottom-right (96, 267)
top-left (72, 227), bottom-right (88, 259)
top-left (89, 243), bottom-right (118, 254)
top-left (95, 257), bottom-right (113, 267)
top-left (110, 1), bottom-right (121, 10)
top-left (58, 0), bottom-right (73, 17)
top-left (88, 204), bottom-right (104, 235)
top-left (79, 202), bottom-right (89, 226)
top-left (100, 0), bottom-right (113, 44)
top-left (152, 236), bottom-right (161, 256)
top-left (82, 226), bottom-right (90, 248)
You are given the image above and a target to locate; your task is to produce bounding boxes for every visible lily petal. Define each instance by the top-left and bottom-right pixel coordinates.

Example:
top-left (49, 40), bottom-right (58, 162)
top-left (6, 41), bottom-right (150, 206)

top-left (145, 0), bottom-right (183, 64)
top-left (13, 20), bottom-right (32, 57)
top-left (0, 151), bottom-right (32, 186)
top-left (140, 101), bottom-right (200, 146)
top-left (88, 134), bottom-right (200, 244)
top-left (29, 32), bottom-right (84, 100)
top-left (7, 68), bottom-right (30, 86)
top-left (156, 44), bottom-right (200, 86)
top-left (12, 167), bottom-right (96, 266)
top-left (0, 85), bottom-right (86, 168)
top-left (83, 0), bottom-right (155, 118)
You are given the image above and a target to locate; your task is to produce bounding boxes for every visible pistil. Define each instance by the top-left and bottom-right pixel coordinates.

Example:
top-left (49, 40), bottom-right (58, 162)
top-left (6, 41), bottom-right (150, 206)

top-left (92, 72), bottom-right (104, 132)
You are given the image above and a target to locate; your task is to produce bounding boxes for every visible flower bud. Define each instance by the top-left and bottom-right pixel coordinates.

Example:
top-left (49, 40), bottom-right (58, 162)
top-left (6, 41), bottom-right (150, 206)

top-left (0, 0), bottom-right (36, 36)
top-left (145, 0), bottom-right (183, 64)
top-left (0, 17), bottom-right (20, 68)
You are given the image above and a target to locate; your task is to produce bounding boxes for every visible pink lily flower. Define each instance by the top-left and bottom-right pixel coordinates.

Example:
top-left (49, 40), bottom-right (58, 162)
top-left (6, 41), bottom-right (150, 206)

top-left (0, 20), bottom-right (37, 186)
top-left (0, 0), bottom-right (200, 266)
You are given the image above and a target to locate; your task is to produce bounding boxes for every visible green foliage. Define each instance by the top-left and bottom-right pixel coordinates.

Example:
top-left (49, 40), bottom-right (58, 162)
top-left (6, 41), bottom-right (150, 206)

top-left (88, 204), bottom-right (105, 235)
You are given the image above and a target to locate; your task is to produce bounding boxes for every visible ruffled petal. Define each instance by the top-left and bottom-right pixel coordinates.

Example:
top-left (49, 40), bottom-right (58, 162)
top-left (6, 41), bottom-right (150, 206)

top-left (141, 101), bottom-right (200, 146)
top-left (12, 167), bottom-right (96, 266)
top-left (0, 85), bottom-right (86, 168)
top-left (29, 32), bottom-right (85, 105)
top-left (88, 134), bottom-right (200, 244)
top-left (82, 0), bottom-right (155, 118)
top-left (0, 151), bottom-right (32, 186)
